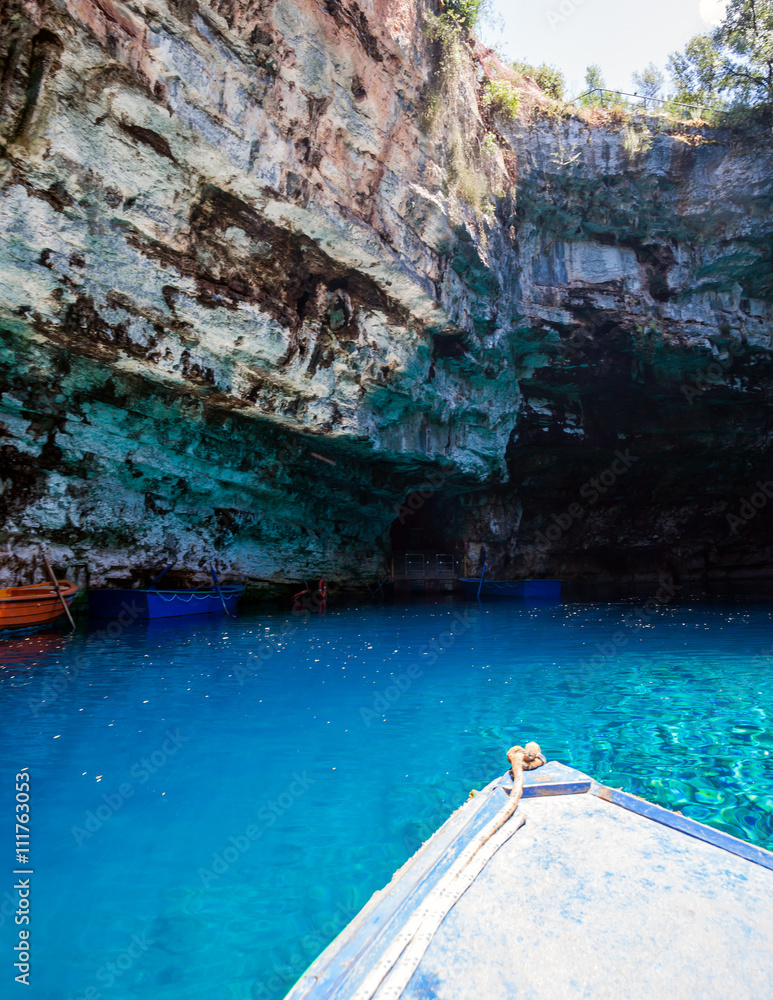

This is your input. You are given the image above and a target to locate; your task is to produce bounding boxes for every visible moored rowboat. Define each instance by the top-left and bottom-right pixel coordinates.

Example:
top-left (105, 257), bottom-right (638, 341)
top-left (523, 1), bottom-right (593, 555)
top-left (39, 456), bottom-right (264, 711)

top-left (88, 585), bottom-right (244, 619)
top-left (0, 582), bottom-right (78, 632)
top-left (459, 577), bottom-right (562, 598)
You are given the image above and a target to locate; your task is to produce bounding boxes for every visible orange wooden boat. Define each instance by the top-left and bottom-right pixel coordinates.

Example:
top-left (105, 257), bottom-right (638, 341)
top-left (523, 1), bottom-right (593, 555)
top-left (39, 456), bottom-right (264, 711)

top-left (0, 581), bottom-right (77, 632)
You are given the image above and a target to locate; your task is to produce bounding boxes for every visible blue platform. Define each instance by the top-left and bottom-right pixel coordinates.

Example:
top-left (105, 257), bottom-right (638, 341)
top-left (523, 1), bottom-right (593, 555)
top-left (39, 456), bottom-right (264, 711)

top-left (287, 761), bottom-right (773, 1000)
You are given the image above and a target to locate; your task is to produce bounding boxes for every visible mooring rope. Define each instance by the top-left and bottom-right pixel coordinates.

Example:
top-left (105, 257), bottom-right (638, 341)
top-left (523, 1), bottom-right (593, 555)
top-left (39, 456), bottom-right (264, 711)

top-left (150, 589), bottom-right (230, 603)
top-left (351, 742), bottom-right (545, 1000)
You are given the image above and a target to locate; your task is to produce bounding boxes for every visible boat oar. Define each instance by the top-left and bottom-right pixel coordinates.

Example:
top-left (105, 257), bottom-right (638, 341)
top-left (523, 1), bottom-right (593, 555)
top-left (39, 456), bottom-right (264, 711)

top-left (146, 564), bottom-right (174, 590)
top-left (41, 551), bottom-right (76, 631)
top-left (210, 566), bottom-right (230, 615)
top-left (477, 562), bottom-right (486, 599)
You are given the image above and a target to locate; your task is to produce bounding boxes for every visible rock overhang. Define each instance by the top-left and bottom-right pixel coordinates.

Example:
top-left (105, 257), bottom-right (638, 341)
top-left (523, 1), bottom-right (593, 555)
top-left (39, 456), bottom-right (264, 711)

top-left (1, 0), bottom-right (772, 589)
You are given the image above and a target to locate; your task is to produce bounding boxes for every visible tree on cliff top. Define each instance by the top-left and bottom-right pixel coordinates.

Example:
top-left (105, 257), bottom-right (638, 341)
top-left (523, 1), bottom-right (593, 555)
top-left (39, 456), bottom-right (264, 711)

top-left (579, 65), bottom-right (606, 106)
top-left (632, 62), bottom-right (666, 103)
top-left (716, 0), bottom-right (773, 103)
top-left (668, 34), bottom-right (725, 107)
top-left (669, 0), bottom-right (773, 109)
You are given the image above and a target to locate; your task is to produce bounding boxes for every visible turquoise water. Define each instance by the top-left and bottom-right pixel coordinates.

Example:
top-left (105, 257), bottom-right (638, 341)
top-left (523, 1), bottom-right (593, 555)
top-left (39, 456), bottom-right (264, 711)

top-left (1, 597), bottom-right (772, 1000)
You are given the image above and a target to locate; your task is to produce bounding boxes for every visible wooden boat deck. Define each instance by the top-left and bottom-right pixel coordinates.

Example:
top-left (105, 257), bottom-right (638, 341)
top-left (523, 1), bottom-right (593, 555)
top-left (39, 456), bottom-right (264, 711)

top-left (288, 762), bottom-right (773, 1000)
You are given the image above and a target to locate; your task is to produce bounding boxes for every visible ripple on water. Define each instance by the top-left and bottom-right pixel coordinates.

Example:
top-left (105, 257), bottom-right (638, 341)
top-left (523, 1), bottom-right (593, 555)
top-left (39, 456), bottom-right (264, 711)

top-left (1, 599), bottom-right (772, 999)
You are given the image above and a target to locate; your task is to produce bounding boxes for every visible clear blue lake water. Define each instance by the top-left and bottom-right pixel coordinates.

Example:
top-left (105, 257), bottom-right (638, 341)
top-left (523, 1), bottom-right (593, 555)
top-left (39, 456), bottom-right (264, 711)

top-left (1, 595), bottom-right (772, 999)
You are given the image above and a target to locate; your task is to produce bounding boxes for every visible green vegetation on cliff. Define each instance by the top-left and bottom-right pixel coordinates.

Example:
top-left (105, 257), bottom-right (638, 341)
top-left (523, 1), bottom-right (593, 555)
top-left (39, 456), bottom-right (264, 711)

top-left (670, 0), bottom-right (773, 108)
top-left (507, 1), bottom-right (773, 122)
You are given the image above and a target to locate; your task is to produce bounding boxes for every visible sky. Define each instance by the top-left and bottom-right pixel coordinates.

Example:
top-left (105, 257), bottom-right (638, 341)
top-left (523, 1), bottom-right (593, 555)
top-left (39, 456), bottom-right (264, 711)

top-left (480, 0), bottom-right (730, 99)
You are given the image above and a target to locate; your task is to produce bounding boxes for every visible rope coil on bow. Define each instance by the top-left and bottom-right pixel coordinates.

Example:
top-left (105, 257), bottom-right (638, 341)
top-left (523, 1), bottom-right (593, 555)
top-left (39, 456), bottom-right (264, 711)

top-left (512, 741), bottom-right (547, 771)
top-left (351, 741), bottom-right (545, 1000)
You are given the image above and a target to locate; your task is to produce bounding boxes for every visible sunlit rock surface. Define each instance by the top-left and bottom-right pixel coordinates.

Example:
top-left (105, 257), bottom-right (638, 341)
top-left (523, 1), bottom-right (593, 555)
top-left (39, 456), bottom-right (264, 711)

top-left (1, 0), bottom-right (772, 591)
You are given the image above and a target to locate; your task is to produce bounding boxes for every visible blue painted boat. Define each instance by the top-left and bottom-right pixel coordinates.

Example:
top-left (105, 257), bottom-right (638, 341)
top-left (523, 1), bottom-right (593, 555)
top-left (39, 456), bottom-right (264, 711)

top-left (287, 758), bottom-right (773, 1000)
top-left (459, 577), bottom-right (562, 598)
top-left (88, 585), bottom-right (243, 619)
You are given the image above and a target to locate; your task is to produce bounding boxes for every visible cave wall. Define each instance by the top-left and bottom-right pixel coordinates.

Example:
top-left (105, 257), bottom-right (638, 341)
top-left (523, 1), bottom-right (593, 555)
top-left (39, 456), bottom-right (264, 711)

top-left (475, 114), bottom-right (773, 583)
top-left (1, 0), bottom-right (772, 590)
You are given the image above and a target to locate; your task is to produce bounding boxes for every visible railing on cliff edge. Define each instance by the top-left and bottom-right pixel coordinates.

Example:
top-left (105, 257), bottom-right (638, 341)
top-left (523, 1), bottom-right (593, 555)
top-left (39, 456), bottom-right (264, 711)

top-left (570, 88), bottom-right (716, 118)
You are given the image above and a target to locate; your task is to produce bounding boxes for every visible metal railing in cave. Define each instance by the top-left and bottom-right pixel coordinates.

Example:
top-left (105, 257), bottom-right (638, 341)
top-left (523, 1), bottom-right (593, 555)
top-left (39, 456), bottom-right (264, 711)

top-left (391, 552), bottom-right (466, 580)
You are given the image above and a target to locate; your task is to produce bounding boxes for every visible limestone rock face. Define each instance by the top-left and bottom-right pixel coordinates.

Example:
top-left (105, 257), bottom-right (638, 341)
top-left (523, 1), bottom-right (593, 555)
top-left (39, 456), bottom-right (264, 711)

top-left (1, 0), bottom-right (772, 590)
top-left (486, 115), bottom-right (773, 583)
